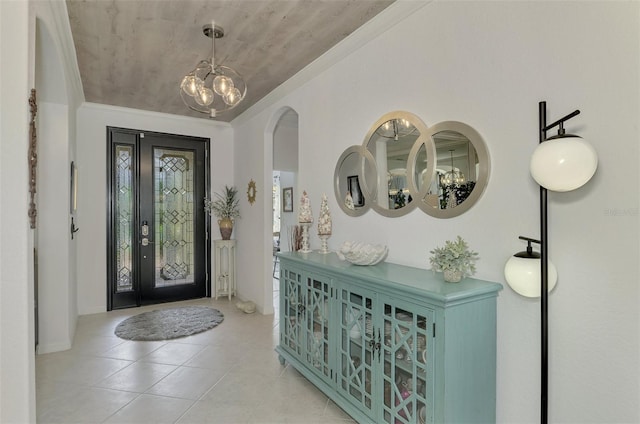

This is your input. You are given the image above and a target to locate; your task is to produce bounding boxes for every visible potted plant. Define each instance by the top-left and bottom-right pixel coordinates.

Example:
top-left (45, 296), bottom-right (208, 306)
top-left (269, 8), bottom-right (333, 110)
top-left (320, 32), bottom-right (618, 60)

top-left (429, 236), bottom-right (479, 282)
top-left (205, 185), bottom-right (240, 240)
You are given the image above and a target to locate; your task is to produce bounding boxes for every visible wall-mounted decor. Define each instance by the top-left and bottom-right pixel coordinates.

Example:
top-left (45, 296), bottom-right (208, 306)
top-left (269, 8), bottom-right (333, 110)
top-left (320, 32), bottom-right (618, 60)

top-left (70, 161), bottom-right (78, 214)
top-left (28, 89), bottom-right (38, 229)
top-left (334, 111), bottom-right (490, 219)
top-left (282, 187), bottom-right (293, 212)
top-left (247, 179), bottom-right (257, 205)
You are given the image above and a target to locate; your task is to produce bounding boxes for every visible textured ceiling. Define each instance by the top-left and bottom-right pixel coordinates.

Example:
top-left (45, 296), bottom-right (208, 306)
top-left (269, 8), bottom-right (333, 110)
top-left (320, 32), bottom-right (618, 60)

top-left (66, 0), bottom-right (395, 122)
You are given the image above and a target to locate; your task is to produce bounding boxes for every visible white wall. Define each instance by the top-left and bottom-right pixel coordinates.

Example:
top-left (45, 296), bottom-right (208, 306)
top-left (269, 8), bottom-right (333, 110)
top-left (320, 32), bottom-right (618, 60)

top-left (76, 103), bottom-right (234, 314)
top-left (36, 101), bottom-right (73, 353)
top-left (34, 8), bottom-right (80, 353)
top-left (0, 1), bottom-right (36, 422)
top-left (233, 2), bottom-right (639, 423)
top-left (273, 119), bottom-right (298, 172)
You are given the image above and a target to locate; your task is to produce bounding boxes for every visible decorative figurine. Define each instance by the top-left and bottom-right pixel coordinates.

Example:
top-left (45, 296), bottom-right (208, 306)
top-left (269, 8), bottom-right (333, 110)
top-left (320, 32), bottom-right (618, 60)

top-left (298, 191), bottom-right (313, 253)
top-left (317, 193), bottom-right (332, 253)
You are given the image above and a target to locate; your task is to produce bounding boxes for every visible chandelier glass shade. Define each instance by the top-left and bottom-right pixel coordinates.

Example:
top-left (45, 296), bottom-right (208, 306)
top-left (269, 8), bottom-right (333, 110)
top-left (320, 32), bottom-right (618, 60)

top-left (180, 24), bottom-right (247, 118)
top-left (440, 150), bottom-right (465, 186)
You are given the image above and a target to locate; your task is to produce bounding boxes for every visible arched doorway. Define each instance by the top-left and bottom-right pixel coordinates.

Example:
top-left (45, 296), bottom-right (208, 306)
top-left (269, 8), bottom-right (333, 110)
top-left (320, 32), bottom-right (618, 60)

top-left (34, 17), bottom-right (77, 353)
top-left (265, 107), bottom-right (298, 314)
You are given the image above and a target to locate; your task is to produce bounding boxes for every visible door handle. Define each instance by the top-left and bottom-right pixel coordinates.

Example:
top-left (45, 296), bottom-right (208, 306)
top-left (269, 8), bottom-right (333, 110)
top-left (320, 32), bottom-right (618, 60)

top-left (71, 217), bottom-right (80, 240)
top-left (141, 220), bottom-right (149, 236)
top-left (141, 221), bottom-right (153, 245)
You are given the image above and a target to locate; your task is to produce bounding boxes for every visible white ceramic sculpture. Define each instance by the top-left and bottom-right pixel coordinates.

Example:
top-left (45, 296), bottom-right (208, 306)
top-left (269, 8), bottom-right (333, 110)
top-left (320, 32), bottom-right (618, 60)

top-left (317, 193), bottom-right (332, 235)
top-left (336, 241), bottom-right (388, 266)
top-left (298, 190), bottom-right (313, 223)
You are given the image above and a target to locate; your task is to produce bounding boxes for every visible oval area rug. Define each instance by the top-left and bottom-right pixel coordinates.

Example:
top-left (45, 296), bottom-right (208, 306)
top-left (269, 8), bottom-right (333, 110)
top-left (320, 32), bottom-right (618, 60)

top-left (115, 306), bottom-right (224, 341)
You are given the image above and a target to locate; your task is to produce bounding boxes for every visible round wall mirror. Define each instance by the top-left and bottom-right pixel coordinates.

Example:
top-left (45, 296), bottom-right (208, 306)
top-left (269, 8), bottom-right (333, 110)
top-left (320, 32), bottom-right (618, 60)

top-left (360, 111), bottom-right (430, 217)
top-left (409, 121), bottom-right (490, 218)
top-left (335, 115), bottom-right (489, 219)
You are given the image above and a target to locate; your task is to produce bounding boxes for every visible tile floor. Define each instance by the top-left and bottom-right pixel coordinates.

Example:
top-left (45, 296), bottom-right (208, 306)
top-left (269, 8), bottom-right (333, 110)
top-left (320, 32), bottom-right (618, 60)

top-left (35, 277), bottom-right (355, 424)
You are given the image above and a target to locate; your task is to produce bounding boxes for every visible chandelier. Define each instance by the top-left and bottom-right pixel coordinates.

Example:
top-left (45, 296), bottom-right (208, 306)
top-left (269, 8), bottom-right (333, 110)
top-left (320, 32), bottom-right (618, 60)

top-left (375, 118), bottom-right (417, 141)
top-left (440, 150), bottom-right (465, 186)
top-left (180, 23), bottom-right (247, 118)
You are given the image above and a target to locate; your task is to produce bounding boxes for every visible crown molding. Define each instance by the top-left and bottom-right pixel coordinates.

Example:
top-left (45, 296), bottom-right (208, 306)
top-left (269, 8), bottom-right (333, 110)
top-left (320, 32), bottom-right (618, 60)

top-left (45, 0), bottom-right (84, 106)
top-left (81, 102), bottom-right (233, 128)
top-left (231, 0), bottom-right (430, 127)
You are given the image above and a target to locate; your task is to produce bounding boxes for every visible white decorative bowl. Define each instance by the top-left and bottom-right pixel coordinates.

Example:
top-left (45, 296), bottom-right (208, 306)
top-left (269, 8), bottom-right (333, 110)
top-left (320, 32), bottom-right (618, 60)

top-left (336, 241), bottom-right (388, 266)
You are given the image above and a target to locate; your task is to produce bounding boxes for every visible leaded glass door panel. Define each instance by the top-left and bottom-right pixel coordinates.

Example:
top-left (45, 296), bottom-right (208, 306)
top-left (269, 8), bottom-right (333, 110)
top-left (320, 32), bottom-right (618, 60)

top-left (108, 128), bottom-right (209, 309)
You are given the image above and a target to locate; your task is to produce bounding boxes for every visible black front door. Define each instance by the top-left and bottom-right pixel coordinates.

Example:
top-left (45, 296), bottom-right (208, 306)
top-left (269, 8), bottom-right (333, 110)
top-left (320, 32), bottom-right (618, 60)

top-left (107, 127), bottom-right (210, 310)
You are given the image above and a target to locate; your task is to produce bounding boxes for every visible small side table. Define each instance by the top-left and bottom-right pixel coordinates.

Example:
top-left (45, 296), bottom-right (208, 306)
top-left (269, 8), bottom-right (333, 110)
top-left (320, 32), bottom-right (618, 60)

top-left (213, 239), bottom-right (236, 300)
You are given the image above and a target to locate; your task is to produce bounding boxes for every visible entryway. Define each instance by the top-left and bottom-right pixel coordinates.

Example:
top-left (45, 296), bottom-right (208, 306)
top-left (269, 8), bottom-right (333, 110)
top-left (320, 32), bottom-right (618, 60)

top-left (107, 127), bottom-right (210, 309)
top-left (271, 108), bottom-right (299, 313)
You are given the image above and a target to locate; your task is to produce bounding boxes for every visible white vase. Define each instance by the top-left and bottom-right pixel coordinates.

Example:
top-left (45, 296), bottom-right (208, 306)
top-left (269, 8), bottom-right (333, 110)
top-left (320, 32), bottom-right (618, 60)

top-left (443, 269), bottom-right (462, 283)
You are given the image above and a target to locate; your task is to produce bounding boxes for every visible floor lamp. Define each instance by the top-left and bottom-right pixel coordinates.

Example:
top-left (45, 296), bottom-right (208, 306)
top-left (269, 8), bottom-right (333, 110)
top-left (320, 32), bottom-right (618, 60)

top-left (504, 101), bottom-right (598, 424)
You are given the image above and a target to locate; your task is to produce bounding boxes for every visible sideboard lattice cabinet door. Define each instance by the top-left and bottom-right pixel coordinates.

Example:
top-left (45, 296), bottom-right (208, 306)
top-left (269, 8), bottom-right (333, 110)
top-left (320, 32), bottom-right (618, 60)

top-left (380, 299), bottom-right (434, 423)
top-left (302, 272), bottom-right (333, 383)
top-left (276, 252), bottom-right (502, 424)
top-left (279, 265), bottom-right (333, 386)
top-left (336, 284), bottom-right (376, 418)
top-left (280, 266), bottom-right (306, 360)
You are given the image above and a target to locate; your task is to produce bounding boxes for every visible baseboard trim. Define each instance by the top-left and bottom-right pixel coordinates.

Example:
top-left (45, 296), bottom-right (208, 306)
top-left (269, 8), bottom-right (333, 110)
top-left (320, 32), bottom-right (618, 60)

top-left (37, 340), bottom-right (72, 355)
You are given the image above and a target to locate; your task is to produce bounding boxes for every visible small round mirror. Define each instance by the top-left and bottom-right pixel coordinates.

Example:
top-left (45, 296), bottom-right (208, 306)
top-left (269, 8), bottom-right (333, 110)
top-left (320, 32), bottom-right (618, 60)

top-left (333, 146), bottom-right (370, 217)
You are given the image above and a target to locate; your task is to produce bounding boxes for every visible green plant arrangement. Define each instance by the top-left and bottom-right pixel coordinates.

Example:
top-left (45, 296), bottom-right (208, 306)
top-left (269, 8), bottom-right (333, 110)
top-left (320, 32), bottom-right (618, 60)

top-left (205, 185), bottom-right (240, 240)
top-left (205, 185), bottom-right (240, 219)
top-left (429, 236), bottom-right (479, 282)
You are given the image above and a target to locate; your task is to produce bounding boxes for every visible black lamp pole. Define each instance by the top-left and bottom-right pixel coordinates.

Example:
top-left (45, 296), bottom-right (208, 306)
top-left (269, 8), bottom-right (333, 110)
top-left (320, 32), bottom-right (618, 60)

top-left (537, 101), bottom-right (581, 424)
top-left (538, 101), bottom-right (549, 424)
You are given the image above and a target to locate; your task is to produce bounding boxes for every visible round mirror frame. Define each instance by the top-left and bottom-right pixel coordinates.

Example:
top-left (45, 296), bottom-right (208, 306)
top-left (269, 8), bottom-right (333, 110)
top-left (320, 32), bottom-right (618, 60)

top-left (334, 145), bottom-right (370, 217)
top-left (407, 120), bottom-right (490, 218)
top-left (360, 111), bottom-right (432, 218)
top-left (334, 113), bottom-right (490, 219)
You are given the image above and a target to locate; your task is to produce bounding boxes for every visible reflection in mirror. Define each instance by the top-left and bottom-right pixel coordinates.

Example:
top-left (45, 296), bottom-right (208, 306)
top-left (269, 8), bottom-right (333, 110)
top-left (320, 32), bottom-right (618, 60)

top-left (362, 112), bottom-right (427, 217)
top-left (433, 131), bottom-right (477, 209)
top-left (375, 118), bottom-right (418, 141)
top-left (412, 143), bottom-right (430, 193)
top-left (333, 146), bottom-right (369, 217)
top-left (413, 121), bottom-right (490, 218)
top-left (367, 124), bottom-right (416, 210)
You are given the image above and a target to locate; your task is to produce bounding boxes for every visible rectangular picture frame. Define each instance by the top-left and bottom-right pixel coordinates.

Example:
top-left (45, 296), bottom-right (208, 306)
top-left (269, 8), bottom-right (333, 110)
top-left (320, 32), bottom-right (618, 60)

top-left (283, 187), bottom-right (293, 212)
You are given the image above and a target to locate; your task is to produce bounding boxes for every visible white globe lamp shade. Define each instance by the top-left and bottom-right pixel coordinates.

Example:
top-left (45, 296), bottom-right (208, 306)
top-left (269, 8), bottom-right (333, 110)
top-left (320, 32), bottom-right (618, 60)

top-left (504, 255), bottom-right (558, 298)
top-left (530, 135), bottom-right (598, 192)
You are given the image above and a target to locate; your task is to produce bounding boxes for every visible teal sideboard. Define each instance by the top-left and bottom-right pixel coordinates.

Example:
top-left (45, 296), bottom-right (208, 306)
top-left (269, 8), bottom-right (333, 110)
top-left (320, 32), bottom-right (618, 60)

top-left (275, 251), bottom-right (502, 424)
